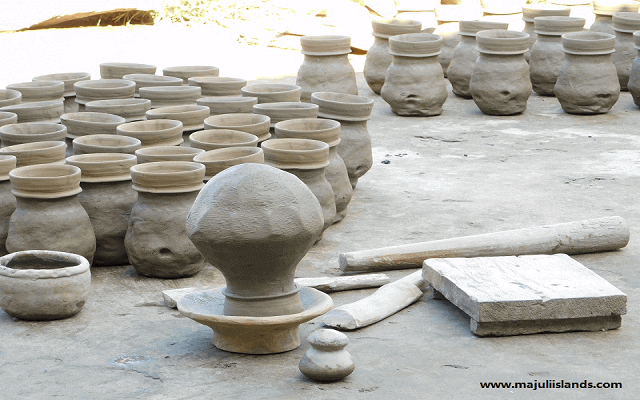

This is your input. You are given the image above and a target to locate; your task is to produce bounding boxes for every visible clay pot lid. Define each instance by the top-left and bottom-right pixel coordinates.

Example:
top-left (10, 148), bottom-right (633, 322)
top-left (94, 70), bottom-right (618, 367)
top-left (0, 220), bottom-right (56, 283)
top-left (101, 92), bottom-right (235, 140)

top-left (9, 163), bottom-right (81, 198)
top-left (0, 100), bottom-right (64, 123)
top-left (116, 119), bottom-right (184, 147)
top-left (253, 102), bottom-right (319, 127)
top-left (459, 20), bottom-right (510, 37)
top-left (300, 35), bottom-right (352, 56)
top-left (310, 92), bottom-right (374, 122)
top-left (204, 113), bottom-right (271, 142)
top-left (522, 5), bottom-right (571, 22)
top-left (0, 89), bottom-right (22, 106)
top-left (32, 72), bottom-right (91, 97)
top-left (593, 0), bottom-right (639, 16)
top-left (60, 112), bottom-right (126, 139)
top-left (389, 33), bottom-right (444, 57)
top-left (274, 118), bottom-right (341, 147)
top-left (135, 146), bottom-right (205, 163)
top-left (65, 153), bottom-right (137, 183)
top-left (163, 65), bottom-right (220, 82)
top-left (100, 62), bottom-right (157, 78)
top-left (534, 16), bottom-right (586, 35)
top-left (241, 84), bottom-right (302, 103)
top-left (0, 250), bottom-right (89, 278)
top-left (0, 112), bottom-right (18, 126)
top-left (262, 138), bottom-right (330, 170)
top-left (0, 122), bottom-right (67, 145)
top-left (194, 147), bottom-right (264, 180)
top-left (476, 30), bottom-right (531, 55)
top-left (72, 134), bottom-right (142, 154)
top-left (306, 328), bottom-right (349, 349)
top-left (189, 129), bottom-right (259, 150)
top-left (372, 18), bottom-right (422, 38)
top-left (612, 12), bottom-right (640, 33)
top-left (139, 85), bottom-right (202, 99)
top-left (0, 155), bottom-right (16, 181)
top-left (562, 31), bottom-right (616, 55)
top-left (0, 141), bottom-right (67, 167)
top-left (130, 161), bottom-right (205, 193)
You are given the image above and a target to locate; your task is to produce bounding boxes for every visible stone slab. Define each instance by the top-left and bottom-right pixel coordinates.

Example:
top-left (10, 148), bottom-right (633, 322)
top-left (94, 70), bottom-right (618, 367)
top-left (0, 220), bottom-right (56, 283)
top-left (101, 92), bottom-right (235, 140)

top-left (470, 314), bottom-right (622, 337)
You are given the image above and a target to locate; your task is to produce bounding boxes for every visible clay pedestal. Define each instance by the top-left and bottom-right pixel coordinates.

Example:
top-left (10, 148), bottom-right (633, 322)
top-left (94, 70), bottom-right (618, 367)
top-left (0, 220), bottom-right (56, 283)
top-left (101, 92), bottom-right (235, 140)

top-left (611, 12), bottom-right (640, 91)
top-left (0, 156), bottom-right (16, 256)
top-left (522, 5), bottom-right (572, 62)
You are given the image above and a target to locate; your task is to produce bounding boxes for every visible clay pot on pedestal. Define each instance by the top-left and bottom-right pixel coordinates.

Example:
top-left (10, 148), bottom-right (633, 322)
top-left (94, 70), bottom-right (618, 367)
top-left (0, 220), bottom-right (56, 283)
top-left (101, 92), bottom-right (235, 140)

top-left (72, 134), bottom-right (141, 155)
top-left (381, 33), bottom-right (448, 116)
top-left (296, 35), bottom-right (358, 102)
top-left (135, 146), bottom-right (204, 163)
top-left (198, 96), bottom-right (258, 116)
top-left (0, 112), bottom-right (18, 129)
top-left (74, 80), bottom-right (136, 105)
top-left (590, 1), bottom-right (639, 34)
top-left (0, 90), bottom-right (22, 107)
top-left (100, 62), bottom-right (156, 79)
top-left (1, 100), bottom-right (64, 123)
top-left (139, 86), bottom-right (202, 108)
top-left (310, 92), bottom-right (373, 188)
top-left (204, 113), bottom-right (271, 143)
top-left (241, 84), bottom-right (302, 104)
top-left (530, 16), bottom-right (586, 96)
top-left (122, 74), bottom-right (183, 96)
top-left (522, 5), bottom-right (572, 62)
top-left (189, 129), bottom-right (259, 151)
top-left (470, 30), bottom-right (532, 116)
top-left (555, 31), bottom-right (620, 114)
top-left (85, 99), bottom-right (151, 122)
top-left (627, 31), bottom-right (640, 105)
top-left (0, 250), bottom-right (90, 320)
top-left (611, 12), bottom-right (640, 91)
top-left (364, 19), bottom-right (422, 95)
top-left (117, 119), bottom-right (184, 147)
top-left (188, 77), bottom-right (247, 97)
top-left (65, 153), bottom-right (137, 266)
top-left (32, 72), bottom-right (91, 97)
top-left (6, 164), bottom-right (96, 263)
top-left (0, 155), bottom-right (16, 255)
top-left (262, 138), bottom-right (336, 232)
top-left (275, 118), bottom-right (351, 224)
top-left (6, 81), bottom-right (65, 103)
top-left (448, 20), bottom-right (509, 99)
top-left (253, 102), bottom-right (319, 128)
top-left (194, 147), bottom-right (264, 180)
top-left (145, 105), bottom-right (209, 132)
top-left (125, 161), bottom-right (206, 278)
top-left (299, 329), bottom-right (355, 382)
top-left (163, 66), bottom-right (220, 85)
top-left (0, 122), bottom-right (67, 147)
top-left (0, 141), bottom-right (67, 167)
top-left (61, 112), bottom-right (126, 139)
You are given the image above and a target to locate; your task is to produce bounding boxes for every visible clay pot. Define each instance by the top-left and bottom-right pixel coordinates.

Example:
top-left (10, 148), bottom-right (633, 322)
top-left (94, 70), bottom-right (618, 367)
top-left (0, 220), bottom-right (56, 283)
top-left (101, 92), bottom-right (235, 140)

top-left (299, 329), bottom-right (355, 382)
top-left (590, 1), bottom-right (639, 34)
top-left (0, 112), bottom-right (18, 128)
top-left (0, 100), bottom-right (64, 123)
top-left (310, 92), bottom-right (373, 188)
top-left (0, 122), bottom-right (67, 147)
top-left (364, 19), bottom-right (423, 94)
top-left (189, 129), bottom-right (259, 151)
top-left (126, 161), bottom-right (206, 278)
top-left (6, 164), bottom-right (96, 264)
top-left (262, 138), bottom-right (336, 232)
top-left (0, 89), bottom-right (22, 107)
top-left (241, 84), bottom-right (302, 104)
top-left (0, 141), bottom-right (67, 167)
top-left (435, 5), bottom-right (482, 75)
top-left (145, 105), bottom-right (209, 132)
top-left (135, 146), bottom-right (204, 163)
top-left (611, 12), bottom-right (640, 91)
top-left (163, 66), bottom-right (220, 84)
top-left (117, 119), bottom-right (184, 147)
top-left (470, 30), bottom-right (532, 116)
top-left (65, 153), bottom-right (137, 266)
top-left (275, 118), bottom-right (351, 224)
top-left (0, 155), bottom-right (16, 255)
top-left (60, 112), bottom-right (126, 139)
top-left (6, 81), bottom-right (65, 103)
top-left (627, 31), bottom-right (640, 105)
top-left (100, 62), bottom-right (156, 79)
top-left (204, 113), bottom-right (271, 142)
top-left (555, 31), bottom-right (620, 114)
top-left (522, 5), bottom-right (572, 62)
top-left (296, 35), bottom-right (358, 102)
top-left (122, 74), bottom-right (183, 95)
top-left (74, 79), bottom-right (136, 105)
top-left (0, 250), bottom-right (90, 320)
top-left (448, 20), bottom-right (510, 99)
top-left (253, 102), bottom-right (319, 127)
top-left (85, 98), bottom-right (151, 122)
top-left (139, 86), bottom-right (202, 108)
top-left (194, 147), bottom-right (264, 180)
top-left (188, 77), bottom-right (247, 96)
top-left (32, 72), bottom-right (90, 97)
top-left (198, 96), bottom-right (258, 116)
top-left (530, 16), bottom-right (586, 96)
top-left (72, 134), bottom-right (141, 155)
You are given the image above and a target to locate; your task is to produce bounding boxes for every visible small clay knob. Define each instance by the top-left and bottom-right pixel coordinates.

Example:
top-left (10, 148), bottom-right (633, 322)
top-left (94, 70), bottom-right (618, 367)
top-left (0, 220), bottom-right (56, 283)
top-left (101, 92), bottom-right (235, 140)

top-left (299, 329), bottom-right (355, 382)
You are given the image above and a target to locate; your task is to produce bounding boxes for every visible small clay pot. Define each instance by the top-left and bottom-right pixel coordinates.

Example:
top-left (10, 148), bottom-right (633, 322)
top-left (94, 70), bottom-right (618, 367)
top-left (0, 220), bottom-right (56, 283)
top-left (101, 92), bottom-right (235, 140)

top-left (135, 146), bottom-right (204, 163)
top-left (74, 79), bottom-right (136, 104)
top-left (612, 12), bottom-right (640, 90)
top-left (100, 62), bottom-right (156, 79)
top-left (32, 72), bottom-right (91, 97)
top-left (241, 84), bottom-right (302, 104)
top-left (253, 102), bottom-right (319, 127)
top-left (198, 96), bottom-right (258, 115)
top-left (188, 77), bottom-right (247, 96)
top-left (126, 161), bottom-right (206, 278)
top-left (65, 153), bottom-right (137, 266)
top-left (0, 250), bottom-right (91, 320)
top-left (139, 86), bottom-right (202, 108)
top-left (296, 35), bottom-right (358, 102)
top-left (145, 105), bottom-right (209, 132)
top-left (72, 134), bottom-right (141, 155)
top-left (194, 147), bottom-right (264, 180)
top-left (189, 129), bottom-right (259, 151)
top-left (0, 100), bottom-right (64, 123)
top-left (590, 1), bottom-right (639, 34)
top-left (0, 89), bottom-right (22, 107)
top-left (6, 81), bottom-right (65, 103)
top-left (522, 5), bottom-right (571, 61)
top-left (85, 98), bottom-right (151, 122)
top-left (0, 112), bottom-right (18, 128)
top-left (627, 31), bottom-right (640, 105)
top-left (122, 74), bottom-right (183, 95)
top-left (60, 112), bottom-right (126, 139)
top-left (204, 113), bottom-right (271, 142)
top-left (364, 19), bottom-right (423, 94)
top-left (163, 66), bottom-right (220, 84)
top-left (0, 122), bottom-right (67, 147)
top-left (0, 155), bottom-right (17, 255)
top-left (0, 141), bottom-right (67, 167)
top-left (299, 329), bottom-right (355, 382)
top-left (117, 119), bottom-right (184, 147)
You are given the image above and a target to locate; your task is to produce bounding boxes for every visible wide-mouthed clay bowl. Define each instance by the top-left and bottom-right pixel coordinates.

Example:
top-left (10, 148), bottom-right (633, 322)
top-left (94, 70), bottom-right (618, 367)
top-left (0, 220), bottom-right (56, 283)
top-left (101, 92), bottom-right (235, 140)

top-left (145, 105), bottom-right (209, 132)
top-left (135, 146), bottom-right (204, 163)
top-left (0, 112), bottom-right (18, 128)
top-left (122, 74), bottom-right (183, 95)
top-left (189, 129), bottom-right (259, 151)
top-left (74, 79), bottom-right (136, 104)
top-left (193, 147), bottom-right (264, 180)
top-left (203, 113), bottom-right (271, 142)
top-left (188, 77), bottom-right (247, 96)
top-left (6, 81), bottom-right (65, 103)
top-left (197, 96), bottom-right (258, 115)
top-left (85, 98), bottom-right (151, 122)
top-left (241, 84), bottom-right (302, 103)
top-left (1, 100), bottom-right (65, 123)
top-left (72, 134), bottom-right (142, 155)
top-left (0, 141), bottom-right (67, 167)
top-left (163, 66), bottom-right (220, 84)
top-left (253, 102), bottom-right (319, 127)
top-left (0, 122), bottom-right (67, 147)
top-left (139, 86), bottom-right (202, 108)
top-left (60, 112), bottom-right (126, 139)
top-left (117, 119), bottom-right (184, 147)
top-left (0, 89), bottom-right (22, 107)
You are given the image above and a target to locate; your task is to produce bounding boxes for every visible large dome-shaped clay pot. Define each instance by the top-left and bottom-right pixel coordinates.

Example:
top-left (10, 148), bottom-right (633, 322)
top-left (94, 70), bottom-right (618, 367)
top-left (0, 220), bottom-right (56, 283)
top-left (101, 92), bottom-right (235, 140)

top-left (194, 147), bottom-right (264, 180)
top-left (522, 5), bottom-right (571, 61)
top-left (72, 134), bottom-right (141, 155)
top-left (198, 96), bottom-right (258, 116)
top-left (189, 129), bottom-right (259, 151)
top-left (85, 98), bottom-right (151, 122)
top-left (611, 12), bottom-right (640, 90)
top-left (145, 105), bottom-right (209, 132)
top-left (188, 77), bottom-right (247, 96)
top-left (122, 74), bottom-right (183, 96)
top-left (6, 81), bottom-right (65, 103)
top-left (253, 102), bottom-right (318, 128)
top-left (163, 65), bottom-right (220, 85)
top-left (0, 122), bottom-right (67, 147)
top-left (61, 112), bottom-right (126, 139)
top-left (0, 112), bottom-right (18, 129)
top-left (204, 113), bottom-right (271, 142)
top-left (0, 141), bottom-right (67, 167)
top-left (100, 62), bottom-right (156, 79)
top-left (241, 84), bottom-right (302, 104)
top-left (590, 1), bottom-right (639, 34)
top-left (139, 86), bottom-right (202, 108)
top-left (117, 119), bottom-right (184, 147)
top-left (0, 155), bottom-right (16, 255)
top-left (135, 146), bottom-right (204, 163)
top-left (1, 100), bottom-right (64, 123)
top-left (0, 89), bottom-right (22, 108)
top-left (32, 72), bottom-right (91, 97)
top-left (74, 79), bottom-right (136, 105)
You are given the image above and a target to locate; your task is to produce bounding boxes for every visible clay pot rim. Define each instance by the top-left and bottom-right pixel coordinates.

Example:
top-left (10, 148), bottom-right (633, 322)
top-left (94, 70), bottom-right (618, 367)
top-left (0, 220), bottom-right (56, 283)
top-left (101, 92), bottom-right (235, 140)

top-left (310, 92), bottom-right (374, 121)
top-left (0, 89), bottom-right (22, 103)
top-left (6, 80), bottom-right (65, 98)
top-left (0, 250), bottom-right (89, 279)
top-left (274, 118), bottom-right (341, 147)
top-left (117, 119), bottom-right (183, 133)
top-left (0, 100), bottom-right (64, 123)
top-left (189, 129), bottom-right (260, 150)
top-left (163, 66), bottom-right (220, 80)
top-left (61, 112), bottom-right (127, 139)
top-left (139, 85), bottom-right (201, 96)
top-left (146, 104), bottom-right (209, 116)
top-left (593, 1), bottom-right (640, 16)
top-left (130, 161), bottom-right (205, 193)
top-left (75, 79), bottom-right (136, 90)
top-left (123, 74), bottom-right (183, 84)
top-left (372, 18), bottom-right (422, 38)
top-left (301, 35), bottom-right (352, 55)
top-left (189, 76), bottom-right (246, 85)
top-left (476, 29), bottom-right (531, 55)
top-left (101, 62), bottom-right (156, 69)
top-left (1, 140), bottom-right (67, 154)
top-left (253, 102), bottom-right (319, 127)
top-left (72, 134), bottom-right (142, 154)
top-left (612, 12), bottom-right (640, 33)
top-left (9, 163), bottom-right (81, 198)
top-left (0, 122), bottom-right (67, 145)
top-left (0, 154), bottom-right (16, 181)
top-left (204, 113), bottom-right (271, 141)
top-left (117, 119), bottom-right (184, 147)
top-left (198, 96), bottom-right (258, 105)
top-left (522, 5), bottom-right (571, 22)
top-left (389, 33), bottom-right (443, 57)
top-left (262, 138), bottom-right (330, 169)
top-left (480, 0), bottom-right (527, 15)
top-left (241, 84), bottom-right (302, 95)
top-left (65, 153), bottom-right (137, 182)
top-left (84, 98), bottom-right (151, 120)
top-left (534, 16), bottom-right (586, 35)
top-left (194, 147), bottom-right (264, 179)
top-left (85, 98), bottom-right (151, 108)
top-left (135, 146), bottom-right (205, 164)
top-left (562, 31), bottom-right (616, 55)
top-left (0, 112), bottom-right (18, 122)
top-left (459, 20), bottom-right (510, 37)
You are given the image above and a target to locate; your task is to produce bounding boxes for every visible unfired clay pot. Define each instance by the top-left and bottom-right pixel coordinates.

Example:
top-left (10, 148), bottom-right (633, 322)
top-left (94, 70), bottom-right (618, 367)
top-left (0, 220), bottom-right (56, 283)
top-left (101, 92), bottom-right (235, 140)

top-left (188, 129), bottom-right (259, 151)
top-left (6, 164), bottom-right (96, 264)
top-left (74, 80), bottom-right (136, 105)
top-left (100, 62), bottom-right (156, 79)
top-left (0, 250), bottom-right (90, 320)
top-left (241, 84), bottom-right (302, 104)
top-left (364, 19), bottom-right (422, 94)
top-left (253, 102), bottom-right (319, 127)
top-left (470, 30), bottom-right (532, 116)
top-left (117, 119), bottom-right (184, 147)
top-left (204, 113), bottom-right (271, 142)
top-left (60, 112), bottom-right (126, 139)
top-left (122, 74), bottom-right (183, 95)
top-left (194, 147), bottom-right (264, 180)
top-left (145, 105), bottom-right (209, 132)
top-left (188, 77), bottom-right (247, 97)
top-left (198, 96), bottom-right (258, 116)
top-left (6, 81), bottom-right (65, 103)
top-left (590, 1), bottom-right (639, 34)
top-left (125, 161), bottom-right (206, 278)
top-left (530, 16), bottom-right (586, 96)
top-left (32, 72), bottom-right (91, 97)
top-left (139, 86), bottom-right (202, 108)
top-left (434, 5), bottom-right (482, 75)
top-left (72, 134), bottom-right (142, 155)
top-left (0, 89), bottom-right (22, 107)
top-left (65, 153), bottom-right (137, 266)
top-left (296, 35), bottom-right (358, 102)
top-left (135, 146), bottom-right (204, 163)
top-left (627, 31), bottom-right (640, 105)
top-left (0, 112), bottom-right (18, 129)
top-left (611, 12), bottom-right (640, 91)
top-left (522, 5), bottom-right (571, 62)
top-left (0, 141), bottom-right (67, 167)
top-left (0, 155), bottom-right (16, 256)
top-left (85, 98), bottom-right (151, 122)
top-left (310, 92), bottom-right (374, 188)
top-left (555, 31), bottom-right (620, 114)
top-left (163, 66), bottom-right (220, 85)
top-left (0, 122), bottom-right (67, 147)
top-left (262, 138), bottom-right (335, 232)
top-left (299, 329), bottom-right (355, 382)
top-left (274, 118), bottom-right (351, 224)
top-left (1, 100), bottom-right (64, 123)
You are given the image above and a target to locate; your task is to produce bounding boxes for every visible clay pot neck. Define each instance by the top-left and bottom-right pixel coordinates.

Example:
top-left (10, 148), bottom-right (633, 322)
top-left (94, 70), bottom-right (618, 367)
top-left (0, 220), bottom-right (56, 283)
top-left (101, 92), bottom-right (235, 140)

top-left (16, 194), bottom-right (80, 206)
top-left (536, 34), bottom-right (563, 43)
top-left (477, 53), bottom-right (525, 61)
top-left (285, 167), bottom-right (326, 181)
top-left (392, 54), bottom-right (440, 62)
top-left (565, 53), bottom-right (613, 62)
top-left (303, 54), bottom-right (350, 62)
top-left (136, 190), bottom-right (199, 201)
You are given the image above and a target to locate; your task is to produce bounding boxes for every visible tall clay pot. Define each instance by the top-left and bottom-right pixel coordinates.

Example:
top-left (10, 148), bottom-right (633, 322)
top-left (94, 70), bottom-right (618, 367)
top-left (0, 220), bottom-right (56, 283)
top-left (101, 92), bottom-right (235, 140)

top-left (590, 1), bottom-right (639, 34)
top-left (381, 33), bottom-right (448, 116)
top-left (522, 5), bottom-right (571, 62)
top-left (611, 12), bottom-right (640, 91)
top-left (125, 161), bottom-right (206, 278)
top-left (470, 30), bottom-right (532, 116)
top-left (448, 20), bottom-right (509, 99)
top-left (296, 36), bottom-right (358, 102)
top-left (530, 16), bottom-right (586, 96)
top-left (0, 155), bottom-right (16, 256)
top-left (626, 31), bottom-right (640, 106)
top-left (66, 153), bottom-right (138, 266)
top-left (6, 164), bottom-right (96, 264)
top-left (364, 19), bottom-right (422, 94)
top-left (554, 31), bottom-right (620, 114)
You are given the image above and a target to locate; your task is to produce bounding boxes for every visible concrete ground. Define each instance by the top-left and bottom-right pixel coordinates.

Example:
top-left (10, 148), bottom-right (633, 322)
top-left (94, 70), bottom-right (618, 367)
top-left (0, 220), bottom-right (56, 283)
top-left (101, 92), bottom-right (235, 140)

top-left (1, 25), bottom-right (639, 400)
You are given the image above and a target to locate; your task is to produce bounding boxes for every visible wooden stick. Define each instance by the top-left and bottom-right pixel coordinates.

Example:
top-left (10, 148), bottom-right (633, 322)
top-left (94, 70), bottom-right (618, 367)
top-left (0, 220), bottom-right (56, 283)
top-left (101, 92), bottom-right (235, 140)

top-left (340, 216), bottom-right (630, 273)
